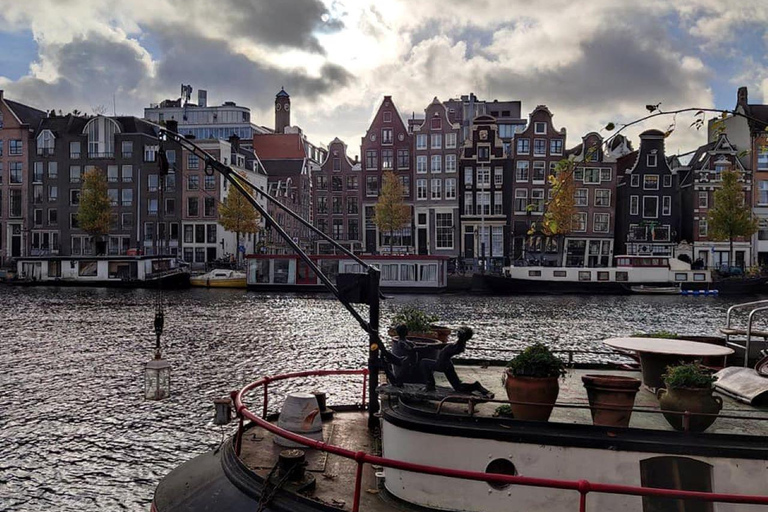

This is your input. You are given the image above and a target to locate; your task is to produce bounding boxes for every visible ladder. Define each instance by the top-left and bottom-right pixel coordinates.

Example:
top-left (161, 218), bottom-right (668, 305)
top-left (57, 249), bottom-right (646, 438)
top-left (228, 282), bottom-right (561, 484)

top-left (720, 300), bottom-right (768, 366)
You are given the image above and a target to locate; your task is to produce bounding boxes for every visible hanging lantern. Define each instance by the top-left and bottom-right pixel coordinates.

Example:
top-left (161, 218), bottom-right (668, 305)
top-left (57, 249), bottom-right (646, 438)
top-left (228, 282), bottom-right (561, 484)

top-left (144, 310), bottom-right (170, 400)
top-left (145, 358), bottom-right (171, 400)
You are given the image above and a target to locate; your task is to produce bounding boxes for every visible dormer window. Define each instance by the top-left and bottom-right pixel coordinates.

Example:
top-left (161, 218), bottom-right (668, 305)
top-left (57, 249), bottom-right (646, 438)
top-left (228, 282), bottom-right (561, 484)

top-left (84, 117), bottom-right (119, 158)
top-left (534, 122), bottom-right (546, 134)
top-left (37, 130), bottom-right (55, 156)
top-left (383, 111), bottom-right (392, 123)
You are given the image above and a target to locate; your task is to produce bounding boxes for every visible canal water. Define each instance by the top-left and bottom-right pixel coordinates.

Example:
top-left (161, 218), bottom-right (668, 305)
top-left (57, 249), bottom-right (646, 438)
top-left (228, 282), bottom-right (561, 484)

top-left (0, 286), bottom-right (760, 511)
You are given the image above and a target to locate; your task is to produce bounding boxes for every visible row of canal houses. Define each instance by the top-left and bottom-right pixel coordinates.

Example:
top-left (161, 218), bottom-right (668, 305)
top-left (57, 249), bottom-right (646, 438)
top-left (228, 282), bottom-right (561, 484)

top-left (313, 87), bottom-right (768, 269)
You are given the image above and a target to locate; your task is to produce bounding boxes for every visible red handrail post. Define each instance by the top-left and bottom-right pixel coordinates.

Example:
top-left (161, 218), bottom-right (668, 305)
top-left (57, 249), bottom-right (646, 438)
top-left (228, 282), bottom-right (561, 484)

top-left (362, 371), bottom-right (368, 410)
top-left (236, 416), bottom-right (244, 456)
top-left (262, 377), bottom-right (270, 419)
top-left (352, 451), bottom-right (366, 512)
top-left (578, 480), bottom-right (590, 512)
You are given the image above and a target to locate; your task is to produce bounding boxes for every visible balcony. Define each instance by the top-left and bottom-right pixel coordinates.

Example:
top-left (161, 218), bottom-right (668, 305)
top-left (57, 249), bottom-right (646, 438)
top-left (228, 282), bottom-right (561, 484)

top-left (36, 148), bottom-right (55, 156)
top-left (70, 153), bottom-right (81, 159)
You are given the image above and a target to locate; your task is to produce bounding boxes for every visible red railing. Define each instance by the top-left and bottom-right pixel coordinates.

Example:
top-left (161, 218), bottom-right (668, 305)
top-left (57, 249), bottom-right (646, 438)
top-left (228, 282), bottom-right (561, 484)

top-left (232, 369), bottom-right (768, 512)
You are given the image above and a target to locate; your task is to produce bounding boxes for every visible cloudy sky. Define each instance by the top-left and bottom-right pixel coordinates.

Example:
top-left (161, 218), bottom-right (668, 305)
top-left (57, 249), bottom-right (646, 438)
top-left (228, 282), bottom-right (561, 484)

top-left (1, 0), bottom-right (767, 158)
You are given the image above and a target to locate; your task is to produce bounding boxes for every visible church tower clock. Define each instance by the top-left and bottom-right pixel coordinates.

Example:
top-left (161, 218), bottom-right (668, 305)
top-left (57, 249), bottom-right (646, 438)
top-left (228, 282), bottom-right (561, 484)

top-left (275, 87), bottom-right (291, 133)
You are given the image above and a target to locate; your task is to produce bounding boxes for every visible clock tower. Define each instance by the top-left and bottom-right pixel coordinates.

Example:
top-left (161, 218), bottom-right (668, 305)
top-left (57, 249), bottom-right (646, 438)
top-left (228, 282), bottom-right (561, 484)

top-left (275, 87), bottom-right (291, 133)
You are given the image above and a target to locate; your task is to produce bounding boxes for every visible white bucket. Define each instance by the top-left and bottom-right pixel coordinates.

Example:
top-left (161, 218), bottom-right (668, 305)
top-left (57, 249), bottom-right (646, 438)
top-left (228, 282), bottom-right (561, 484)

top-left (274, 392), bottom-right (324, 447)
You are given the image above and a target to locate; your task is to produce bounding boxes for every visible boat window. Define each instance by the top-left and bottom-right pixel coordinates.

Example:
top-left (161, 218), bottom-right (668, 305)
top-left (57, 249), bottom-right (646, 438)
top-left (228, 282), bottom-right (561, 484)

top-left (640, 456), bottom-right (713, 512)
top-left (597, 271), bottom-right (610, 281)
top-left (419, 264), bottom-right (437, 282)
top-left (344, 263), bottom-right (363, 274)
top-left (485, 458), bottom-right (517, 490)
top-left (251, 259), bottom-right (270, 283)
top-left (274, 259), bottom-right (290, 284)
top-left (109, 262), bottom-right (133, 279)
top-left (553, 270), bottom-right (567, 277)
top-left (49, 260), bottom-right (61, 278)
top-left (616, 271), bottom-right (628, 282)
top-left (400, 264), bottom-right (416, 281)
top-left (675, 273), bottom-right (688, 282)
top-left (382, 264), bottom-right (399, 281)
top-left (579, 271), bottom-right (591, 281)
top-left (528, 270), bottom-right (542, 277)
top-left (693, 273), bottom-right (707, 282)
top-left (78, 260), bottom-right (98, 277)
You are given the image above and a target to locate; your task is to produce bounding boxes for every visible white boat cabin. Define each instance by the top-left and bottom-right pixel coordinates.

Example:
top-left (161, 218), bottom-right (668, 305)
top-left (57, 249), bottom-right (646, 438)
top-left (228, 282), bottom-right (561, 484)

top-left (16, 256), bottom-right (182, 283)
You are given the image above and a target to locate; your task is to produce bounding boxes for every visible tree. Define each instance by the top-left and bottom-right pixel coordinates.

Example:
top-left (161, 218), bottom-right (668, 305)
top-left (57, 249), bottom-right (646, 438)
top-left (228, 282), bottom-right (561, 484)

top-left (707, 169), bottom-right (758, 270)
top-left (374, 171), bottom-right (411, 254)
top-left (219, 176), bottom-right (261, 263)
top-left (78, 167), bottom-right (112, 255)
top-left (529, 159), bottom-right (577, 265)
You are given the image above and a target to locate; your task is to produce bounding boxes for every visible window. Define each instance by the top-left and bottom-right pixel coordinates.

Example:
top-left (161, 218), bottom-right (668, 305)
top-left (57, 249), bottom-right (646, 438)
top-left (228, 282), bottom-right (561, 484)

top-left (9, 139), bottom-right (22, 155)
top-left (37, 131), bottom-right (55, 155)
top-left (188, 197), bottom-right (199, 216)
top-left (594, 213), bottom-right (610, 233)
top-left (445, 178), bottom-right (457, 199)
top-left (144, 145), bottom-right (158, 162)
top-left (515, 161), bottom-right (529, 182)
top-left (698, 191), bottom-right (708, 208)
top-left (416, 155), bottom-right (427, 174)
top-left (148, 198), bottom-right (158, 215)
top-left (70, 141), bottom-right (81, 159)
top-left (431, 178), bottom-right (441, 199)
top-left (584, 168), bottom-right (600, 184)
top-left (574, 168), bottom-right (584, 181)
top-left (595, 189), bottom-right (611, 207)
top-left (534, 122), bottom-right (546, 134)
top-left (416, 134), bottom-right (427, 150)
top-left (188, 153), bottom-right (199, 169)
top-left (346, 176), bottom-right (358, 190)
top-left (631, 174), bottom-right (640, 187)
top-left (478, 146), bottom-right (490, 160)
top-left (647, 153), bottom-right (657, 167)
top-left (516, 138), bottom-right (530, 155)
top-left (573, 213), bottom-right (587, 232)
top-left (330, 196), bottom-right (342, 214)
top-left (476, 167), bottom-right (490, 186)
top-left (316, 196), bottom-right (328, 214)
top-left (431, 155), bottom-right (442, 173)
top-left (332, 219), bottom-right (344, 240)
top-left (431, 133), bottom-right (442, 149)
top-left (494, 191), bottom-right (503, 214)
top-left (316, 175), bottom-right (328, 190)
top-left (332, 176), bottom-right (343, 192)
top-left (494, 167), bottom-right (503, 185)
top-left (48, 208), bottom-right (58, 226)
top-left (48, 185), bottom-right (58, 202)
top-left (532, 161), bottom-right (546, 182)
top-left (436, 213), bottom-right (453, 249)
top-left (166, 198), bottom-right (176, 216)
top-left (643, 196), bottom-right (658, 218)
top-left (70, 189), bottom-right (81, 206)
top-left (204, 197), bottom-right (216, 217)
top-left (31, 161), bottom-right (43, 183)
top-left (147, 174), bottom-right (158, 192)
top-left (195, 224), bottom-right (205, 243)
top-left (204, 174), bottom-right (215, 190)
top-left (381, 149), bottom-right (393, 169)
top-left (10, 162), bottom-right (22, 183)
top-left (759, 146), bottom-right (768, 170)
top-left (574, 189), bottom-right (588, 206)
top-left (122, 141), bottom-right (133, 158)
top-left (550, 139), bottom-right (563, 155)
top-left (382, 128), bottom-right (393, 144)
top-left (533, 139), bottom-right (546, 156)
top-left (464, 167), bottom-right (473, 185)
top-left (629, 195), bottom-right (639, 215)
top-left (699, 219), bottom-right (708, 237)
top-left (464, 192), bottom-right (474, 214)
top-left (662, 196), bottom-right (672, 216)
top-left (759, 181), bottom-right (768, 205)
top-left (663, 174), bottom-right (672, 187)
top-left (121, 189), bottom-right (133, 206)
top-left (108, 189), bottom-right (118, 206)
top-left (121, 165), bottom-right (133, 183)
top-left (366, 176), bottom-right (378, 197)
top-left (383, 111), bottom-right (392, 123)
top-left (640, 457), bottom-right (714, 512)
top-left (399, 176), bottom-right (410, 196)
top-left (365, 150), bottom-right (377, 170)
top-left (477, 191), bottom-right (490, 215)
top-left (445, 154), bottom-right (457, 173)
top-left (397, 149), bottom-right (409, 169)
top-left (446, 133), bottom-right (457, 148)
top-left (48, 161), bottom-right (57, 179)
top-left (347, 196), bottom-right (359, 214)
top-left (644, 175), bottom-right (659, 190)
top-left (416, 179), bottom-right (427, 200)
top-left (531, 189), bottom-right (544, 213)
top-left (185, 174), bottom-right (199, 191)
top-left (600, 168), bottom-right (611, 182)
top-left (514, 189), bottom-right (528, 213)
top-left (348, 219), bottom-right (359, 240)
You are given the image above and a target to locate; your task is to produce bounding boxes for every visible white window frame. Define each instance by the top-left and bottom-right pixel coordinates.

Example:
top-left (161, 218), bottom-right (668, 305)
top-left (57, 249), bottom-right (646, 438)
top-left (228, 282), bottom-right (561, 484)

top-left (630, 195), bottom-right (639, 215)
top-left (644, 175), bottom-right (659, 190)
top-left (647, 153), bottom-right (658, 167)
top-left (515, 161), bottom-right (529, 182)
top-left (630, 174), bottom-right (639, 187)
top-left (445, 154), bottom-right (457, 173)
top-left (574, 188), bottom-right (588, 206)
top-left (431, 154), bottom-right (442, 173)
top-left (532, 161), bottom-right (546, 183)
top-left (431, 133), bottom-right (442, 149)
top-left (445, 133), bottom-right (457, 149)
top-left (514, 189), bottom-right (528, 214)
top-left (416, 155), bottom-right (427, 174)
top-left (594, 213), bottom-right (610, 233)
top-left (663, 174), bottom-right (672, 187)
top-left (416, 134), bottom-right (427, 150)
top-left (594, 189), bottom-right (611, 207)
top-left (584, 168), bottom-right (600, 185)
top-left (573, 212), bottom-right (587, 232)
top-left (445, 178), bottom-right (457, 199)
top-left (643, 196), bottom-right (659, 219)
top-left (534, 122), bottom-right (547, 135)
top-left (416, 179), bottom-right (427, 200)
top-left (699, 191), bottom-right (708, 208)
top-left (493, 191), bottom-right (503, 215)
top-left (662, 196), bottom-right (672, 216)
top-left (431, 178), bottom-right (442, 200)
top-left (494, 167), bottom-right (503, 186)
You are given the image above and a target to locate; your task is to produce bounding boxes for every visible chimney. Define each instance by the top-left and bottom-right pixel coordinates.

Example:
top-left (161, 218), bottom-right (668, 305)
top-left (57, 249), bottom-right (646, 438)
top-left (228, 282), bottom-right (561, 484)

top-left (166, 120), bottom-right (179, 133)
top-left (198, 89), bottom-right (207, 108)
top-left (737, 86), bottom-right (748, 109)
top-left (228, 134), bottom-right (240, 152)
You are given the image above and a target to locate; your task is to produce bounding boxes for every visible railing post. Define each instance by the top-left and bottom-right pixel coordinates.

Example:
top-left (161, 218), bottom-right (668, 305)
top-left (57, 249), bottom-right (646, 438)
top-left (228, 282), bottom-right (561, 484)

top-left (362, 371), bottom-right (368, 410)
top-left (262, 377), bottom-right (270, 419)
top-left (235, 415), bottom-right (244, 456)
top-left (578, 480), bottom-right (590, 512)
top-left (352, 451), bottom-right (366, 512)
top-left (683, 410), bottom-right (691, 432)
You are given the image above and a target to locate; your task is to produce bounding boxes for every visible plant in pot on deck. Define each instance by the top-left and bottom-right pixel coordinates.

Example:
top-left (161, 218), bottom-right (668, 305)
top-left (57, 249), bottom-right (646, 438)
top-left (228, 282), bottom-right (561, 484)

top-left (657, 363), bottom-right (722, 432)
top-left (504, 343), bottom-right (566, 421)
top-left (388, 307), bottom-right (451, 342)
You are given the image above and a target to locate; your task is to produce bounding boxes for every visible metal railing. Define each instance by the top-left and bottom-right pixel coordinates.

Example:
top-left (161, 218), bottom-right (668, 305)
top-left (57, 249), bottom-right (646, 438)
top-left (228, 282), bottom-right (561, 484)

top-left (723, 300), bottom-right (768, 366)
top-left (232, 369), bottom-right (768, 512)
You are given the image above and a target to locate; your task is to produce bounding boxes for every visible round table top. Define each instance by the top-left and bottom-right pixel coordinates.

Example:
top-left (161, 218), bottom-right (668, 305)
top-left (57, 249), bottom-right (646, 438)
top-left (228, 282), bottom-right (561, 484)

top-left (603, 337), bottom-right (734, 356)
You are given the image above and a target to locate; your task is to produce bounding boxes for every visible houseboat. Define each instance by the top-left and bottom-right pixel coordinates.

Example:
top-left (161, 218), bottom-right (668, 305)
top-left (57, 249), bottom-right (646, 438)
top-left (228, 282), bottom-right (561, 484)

top-left (12, 255), bottom-right (190, 288)
top-left (480, 255), bottom-right (765, 295)
top-left (245, 254), bottom-right (449, 293)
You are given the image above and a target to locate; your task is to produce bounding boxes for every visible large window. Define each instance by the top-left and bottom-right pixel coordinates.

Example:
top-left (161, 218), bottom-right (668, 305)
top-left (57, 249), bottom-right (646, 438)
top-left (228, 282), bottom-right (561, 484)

top-left (431, 155), bottom-right (442, 173)
top-left (531, 189), bottom-right (545, 214)
top-left (574, 188), bottom-right (588, 206)
top-left (10, 162), bottom-right (22, 183)
top-left (516, 138), bottom-right (530, 155)
top-left (365, 150), bottom-right (377, 170)
top-left (594, 213), bottom-right (610, 233)
top-left (9, 139), bottom-right (23, 155)
top-left (643, 196), bottom-right (659, 218)
top-left (573, 212), bottom-right (587, 232)
top-left (366, 176), bottom-right (378, 197)
top-left (417, 179), bottom-right (427, 200)
top-left (431, 133), bottom-right (442, 149)
top-left (550, 139), bottom-right (563, 155)
top-left (533, 139), bottom-right (546, 156)
top-left (416, 134), bottom-right (427, 150)
top-left (316, 196), bottom-right (328, 214)
top-left (382, 128), bottom-right (393, 144)
top-left (759, 181), bottom-right (768, 204)
top-left (494, 191), bottom-right (503, 215)
top-left (515, 161), bottom-right (529, 182)
top-left (445, 154), bottom-right (456, 173)
top-left (436, 212), bottom-right (453, 249)
top-left (122, 189), bottom-right (133, 206)
top-left (187, 197), bottom-right (199, 216)
top-left (381, 149), bottom-right (393, 169)
top-left (9, 189), bottom-right (22, 217)
top-left (595, 189), bottom-right (611, 207)
top-left (431, 178), bottom-right (441, 199)
top-left (417, 155), bottom-right (427, 174)
top-left (477, 191), bottom-right (490, 215)
top-left (476, 167), bottom-right (490, 186)
top-left (445, 178), bottom-right (457, 200)
top-left (584, 168), bottom-right (600, 184)
top-left (445, 133), bottom-right (457, 148)
top-left (85, 117), bottom-right (117, 157)
top-left (397, 149), bottom-right (409, 169)
top-left (464, 192), bottom-right (473, 214)
top-left (464, 167), bottom-right (473, 185)
top-left (514, 189), bottom-right (528, 213)
top-left (644, 175), bottom-right (659, 190)
top-left (347, 196), bottom-right (359, 214)
top-left (346, 176), bottom-right (358, 190)
top-left (532, 161), bottom-right (546, 182)
top-left (759, 146), bottom-right (768, 170)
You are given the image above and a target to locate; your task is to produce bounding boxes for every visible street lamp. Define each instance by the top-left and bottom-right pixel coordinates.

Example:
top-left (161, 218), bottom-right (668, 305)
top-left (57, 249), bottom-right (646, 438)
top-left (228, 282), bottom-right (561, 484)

top-left (144, 310), bottom-right (170, 400)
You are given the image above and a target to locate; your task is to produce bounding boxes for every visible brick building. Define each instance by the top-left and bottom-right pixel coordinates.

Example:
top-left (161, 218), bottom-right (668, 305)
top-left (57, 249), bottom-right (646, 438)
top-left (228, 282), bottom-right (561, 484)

top-left (360, 96), bottom-right (412, 253)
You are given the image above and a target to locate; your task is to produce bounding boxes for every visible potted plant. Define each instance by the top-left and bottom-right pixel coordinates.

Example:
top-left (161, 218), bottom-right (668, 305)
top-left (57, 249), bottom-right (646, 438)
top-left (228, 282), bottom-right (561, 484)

top-left (657, 363), bottom-right (722, 432)
top-left (582, 374), bottom-right (641, 427)
top-left (503, 343), bottom-right (565, 421)
top-left (388, 307), bottom-right (451, 342)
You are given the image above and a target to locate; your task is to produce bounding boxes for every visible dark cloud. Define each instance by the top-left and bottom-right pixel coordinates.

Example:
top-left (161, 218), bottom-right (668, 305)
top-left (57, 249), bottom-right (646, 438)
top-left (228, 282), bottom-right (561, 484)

top-left (171, 0), bottom-right (343, 54)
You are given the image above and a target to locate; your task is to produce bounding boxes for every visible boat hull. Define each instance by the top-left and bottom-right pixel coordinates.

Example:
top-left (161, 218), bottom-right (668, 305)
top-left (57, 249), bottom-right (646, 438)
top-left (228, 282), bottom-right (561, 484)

top-left (8, 270), bottom-right (190, 289)
top-left (190, 277), bottom-right (247, 288)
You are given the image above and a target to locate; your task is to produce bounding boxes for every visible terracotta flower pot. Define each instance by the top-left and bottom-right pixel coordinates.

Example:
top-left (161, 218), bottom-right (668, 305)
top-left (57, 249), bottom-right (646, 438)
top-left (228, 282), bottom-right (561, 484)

top-left (503, 371), bottom-right (560, 421)
top-left (656, 387), bottom-right (723, 432)
top-left (582, 375), bottom-right (641, 427)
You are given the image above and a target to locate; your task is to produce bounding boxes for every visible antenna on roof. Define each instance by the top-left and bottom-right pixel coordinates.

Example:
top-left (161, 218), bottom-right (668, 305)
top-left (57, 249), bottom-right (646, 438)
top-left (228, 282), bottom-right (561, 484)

top-left (113, 93), bottom-right (116, 116)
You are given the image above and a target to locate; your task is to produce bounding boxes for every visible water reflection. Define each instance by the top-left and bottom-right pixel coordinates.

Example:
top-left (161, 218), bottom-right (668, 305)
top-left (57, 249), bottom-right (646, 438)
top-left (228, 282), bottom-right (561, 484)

top-left (0, 286), bottom-right (759, 511)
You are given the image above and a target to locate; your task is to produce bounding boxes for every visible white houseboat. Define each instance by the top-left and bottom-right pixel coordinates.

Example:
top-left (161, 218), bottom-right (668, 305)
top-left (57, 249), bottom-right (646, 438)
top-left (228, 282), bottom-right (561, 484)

top-left (12, 255), bottom-right (190, 288)
top-left (245, 254), bottom-right (448, 293)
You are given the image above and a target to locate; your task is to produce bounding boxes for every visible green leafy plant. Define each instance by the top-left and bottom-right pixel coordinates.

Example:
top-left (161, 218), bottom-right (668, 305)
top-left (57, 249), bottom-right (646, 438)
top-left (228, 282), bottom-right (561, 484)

top-left (390, 306), bottom-right (438, 333)
top-left (494, 404), bottom-right (513, 418)
top-left (506, 343), bottom-right (566, 378)
top-left (663, 363), bottom-right (717, 389)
